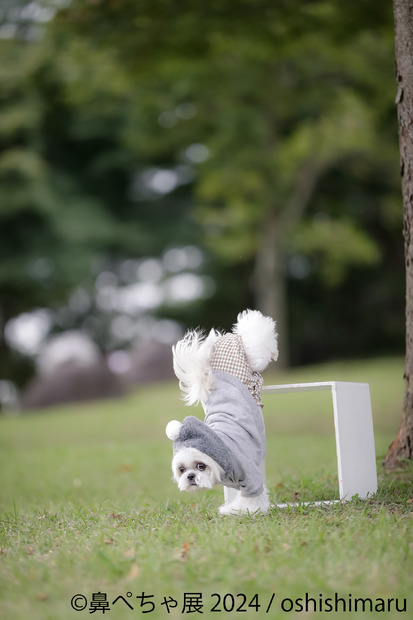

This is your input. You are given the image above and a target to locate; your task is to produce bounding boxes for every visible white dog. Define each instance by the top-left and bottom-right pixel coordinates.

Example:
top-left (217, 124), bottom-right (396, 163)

top-left (166, 309), bottom-right (278, 515)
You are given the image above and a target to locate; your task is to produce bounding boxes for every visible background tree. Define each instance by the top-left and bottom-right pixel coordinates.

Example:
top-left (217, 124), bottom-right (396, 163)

top-left (383, 0), bottom-right (413, 468)
top-left (56, 0), bottom-right (402, 365)
top-left (0, 0), bottom-right (406, 396)
top-left (0, 3), bottom-right (206, 386)
top-left (0, 32), bottom-right (115, 383)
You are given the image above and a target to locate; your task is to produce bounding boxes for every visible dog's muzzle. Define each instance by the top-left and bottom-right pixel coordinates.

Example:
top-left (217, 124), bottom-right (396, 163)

top-left (187, 472), bottom-right (197, 485)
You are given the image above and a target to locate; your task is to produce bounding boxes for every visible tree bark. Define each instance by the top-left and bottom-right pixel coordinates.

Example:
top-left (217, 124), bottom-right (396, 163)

top-left (383, 0), bottom-right (413, 469)
top-left (253, 211), bottom-right (289, 367)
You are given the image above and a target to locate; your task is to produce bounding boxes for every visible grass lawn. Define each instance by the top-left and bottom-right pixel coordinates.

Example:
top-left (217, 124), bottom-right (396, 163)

top-left (0, 356), bottom-right (412, 619)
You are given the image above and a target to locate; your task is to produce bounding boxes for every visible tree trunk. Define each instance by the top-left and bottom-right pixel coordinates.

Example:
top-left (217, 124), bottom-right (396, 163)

top-left (252, 164), bottom-right (326, 368)
top-left (253, 211), bottom-right (289, 367)
top-left (383, 0), bottom-right (413, 469)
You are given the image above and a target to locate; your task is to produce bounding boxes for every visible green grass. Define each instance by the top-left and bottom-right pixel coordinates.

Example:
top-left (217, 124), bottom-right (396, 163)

top-left (1, 356), bottom-right (412, 619)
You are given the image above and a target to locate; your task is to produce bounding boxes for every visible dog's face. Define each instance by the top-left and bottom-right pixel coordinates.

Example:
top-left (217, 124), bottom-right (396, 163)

top-left (171, 447), bottom-right (224, 492)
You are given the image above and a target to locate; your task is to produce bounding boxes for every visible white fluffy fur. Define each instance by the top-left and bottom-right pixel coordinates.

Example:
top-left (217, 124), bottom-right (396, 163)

top-left (172, 446), bottom-right (271, 514)
top-left (218, 487), bottom-right (271, 515)
top-left (233, 309), bottom-right (278, 371)
top-left (171, 447), bottom-right (224, 492)
top-left (172, 328), bottom-right (220, 406)
top-left (172, 309), bottom-right (278, 406)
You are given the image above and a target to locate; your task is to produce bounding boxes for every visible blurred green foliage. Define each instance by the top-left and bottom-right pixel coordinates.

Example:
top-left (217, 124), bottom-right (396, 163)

top-left (0, 0), bottom-right (405, 386)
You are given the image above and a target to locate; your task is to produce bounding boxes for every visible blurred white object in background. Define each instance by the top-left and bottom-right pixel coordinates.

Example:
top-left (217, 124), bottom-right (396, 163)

top-left (36, 330), bottom-right (101, 376)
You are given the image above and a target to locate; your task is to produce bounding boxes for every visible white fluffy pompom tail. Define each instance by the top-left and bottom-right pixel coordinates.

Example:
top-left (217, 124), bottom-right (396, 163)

top-left (165, 420), bottom-right (182, 441)
top-left (233, 309), bottom-right (278, 372)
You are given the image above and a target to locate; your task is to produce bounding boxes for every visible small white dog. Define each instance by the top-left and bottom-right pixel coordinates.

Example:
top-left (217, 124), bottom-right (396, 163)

top-left (166, 309), bottom-right (278, 515)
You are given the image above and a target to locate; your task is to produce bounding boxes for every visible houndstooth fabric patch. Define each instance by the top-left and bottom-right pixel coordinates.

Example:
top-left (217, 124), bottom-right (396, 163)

top-left (210, 333), bottom-right (264, 407)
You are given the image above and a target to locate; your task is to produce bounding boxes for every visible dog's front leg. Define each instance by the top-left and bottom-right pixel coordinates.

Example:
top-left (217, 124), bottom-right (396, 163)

top-left (219, 487), bottom-right (271, 515)
top-left (219, 487), bottom-right (243, 515)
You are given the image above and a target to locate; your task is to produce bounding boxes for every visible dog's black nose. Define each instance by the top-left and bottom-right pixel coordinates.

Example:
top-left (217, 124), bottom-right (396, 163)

top-left (187, 473), bottom-right (196, 482)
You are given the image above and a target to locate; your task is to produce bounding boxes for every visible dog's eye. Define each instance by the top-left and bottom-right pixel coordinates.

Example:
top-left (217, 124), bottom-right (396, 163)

top-left (178, 466), bottom-right (185, 474)
top-left (196, 463), bottom-right (206, 471)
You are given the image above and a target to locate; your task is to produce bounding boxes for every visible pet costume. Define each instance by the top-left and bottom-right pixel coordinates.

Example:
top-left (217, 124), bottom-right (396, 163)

top-left (171, 332), bottom-right (267, 497)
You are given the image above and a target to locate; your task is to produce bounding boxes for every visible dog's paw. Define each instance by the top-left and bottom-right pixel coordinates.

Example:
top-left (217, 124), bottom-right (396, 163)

top-left (218, 503), bottom-right (237, 516)
top-left (218, 502), bottom-right (270, 516)
top-left (218, 491), bottom-right (271, 516)
top-left (165, 420), bottom-right (182, 441)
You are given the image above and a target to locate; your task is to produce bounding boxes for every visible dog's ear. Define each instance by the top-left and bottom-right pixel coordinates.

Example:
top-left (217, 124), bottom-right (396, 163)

top-left (165, 420), bottom-right (182, 441)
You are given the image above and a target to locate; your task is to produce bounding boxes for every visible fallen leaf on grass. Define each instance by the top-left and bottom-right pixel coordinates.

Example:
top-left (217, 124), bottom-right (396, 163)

top-left (264, 538), bottom-right (272, 554)
top-left (176, 540), bottom-right (190, 560)
top-left (127, 563), bottom-right (140, 581)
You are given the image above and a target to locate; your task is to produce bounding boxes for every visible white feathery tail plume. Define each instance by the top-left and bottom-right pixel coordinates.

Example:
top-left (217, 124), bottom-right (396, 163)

top-left (172, 328), bottom-right (220, 406)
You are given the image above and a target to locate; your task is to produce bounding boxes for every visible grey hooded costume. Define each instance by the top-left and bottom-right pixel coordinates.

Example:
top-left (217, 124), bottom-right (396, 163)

top-left (172, 370), bottom-right (266, 497)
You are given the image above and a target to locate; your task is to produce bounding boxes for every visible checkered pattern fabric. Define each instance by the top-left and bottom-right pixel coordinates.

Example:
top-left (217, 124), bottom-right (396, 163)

top-left (210, 333), bottom-right (264, 407)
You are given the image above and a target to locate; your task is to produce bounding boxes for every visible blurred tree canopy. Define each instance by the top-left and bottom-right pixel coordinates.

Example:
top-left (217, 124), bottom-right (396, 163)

top-left (54, 0), bottom-right (403, 360)
top-left (0, 0), bottom-right (405, 389)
